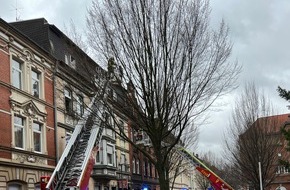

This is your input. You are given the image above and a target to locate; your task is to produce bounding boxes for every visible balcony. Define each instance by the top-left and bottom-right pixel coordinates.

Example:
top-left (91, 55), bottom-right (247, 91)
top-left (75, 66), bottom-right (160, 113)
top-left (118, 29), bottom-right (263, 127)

top-left (92, 165), bottom-right (117, 180)
top-left (276, 166), bottom-right (289, 174)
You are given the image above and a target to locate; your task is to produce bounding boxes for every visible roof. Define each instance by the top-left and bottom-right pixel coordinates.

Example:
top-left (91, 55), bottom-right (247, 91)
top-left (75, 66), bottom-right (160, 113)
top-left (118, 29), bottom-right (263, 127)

top-left (9, 18), bottom-right (103, 72)
top-left (254, 113), bottom-right (290, 133)
top-left (10, 18), bottom-right (54, 52)
top-left (0, 18), bottom-right (55, 63)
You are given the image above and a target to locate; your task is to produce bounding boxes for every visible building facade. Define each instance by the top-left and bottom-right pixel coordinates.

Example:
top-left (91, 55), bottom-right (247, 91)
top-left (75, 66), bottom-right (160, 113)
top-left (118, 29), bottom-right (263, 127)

top-left (10, 18), bottom-right (130, 190)
top-left (269, 114), bottom-right (290, 190)
top-left (0, 18), bottom-right (56, 189)
top-left (241, 113), bottom-right (290, 190)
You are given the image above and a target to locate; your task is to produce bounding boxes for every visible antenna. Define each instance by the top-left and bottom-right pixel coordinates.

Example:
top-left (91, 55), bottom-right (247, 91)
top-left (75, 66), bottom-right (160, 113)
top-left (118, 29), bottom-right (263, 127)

top-left (11, 0), bottom-right (23, 21)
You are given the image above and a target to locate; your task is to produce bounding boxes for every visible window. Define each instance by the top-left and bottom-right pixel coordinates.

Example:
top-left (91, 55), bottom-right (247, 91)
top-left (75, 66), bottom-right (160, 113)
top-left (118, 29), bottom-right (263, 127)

top-left (148, 162), bottom-right (151, 177)
top-left (65, 54), bottom-right (76, 68)
top-left (107, 144), bottom-right (114, 165)
top-left (8, 183), bottom-right (22, 190)
top-left (31, 70), bottom-right (40, 98)
top-left (132, 157), bottom-right (136, 173)
top-left (70, 55), bottom-right (75, 64)
top-left (136, 158), bottom-right (140, 174)
top-left (96, 150), bottom-right (101, 163)
top-left (144, 161), bottom-right (147, 176)
top-left (106, 128), bottom-right (113, 136)
top-left (119, 120), bottom-right (125, 131)
top-left (12, 59), bottom-right (23, 89)
top-left (14, 115), bottom-right (25, 149)
top-left (64, 88), bottom-right (73, 113)
top-left (120, 154), bottom-right (126, 171)
top-left (34, 183), bottom-right (40, 190)
top-left (33, 122), bottom-right (42, 152)
top-left (120, 138), bottom-right (125, 148)
top-left (76, 95), bottom-right (84, 115)
top-left (65, 131), bottom-right (72, 145)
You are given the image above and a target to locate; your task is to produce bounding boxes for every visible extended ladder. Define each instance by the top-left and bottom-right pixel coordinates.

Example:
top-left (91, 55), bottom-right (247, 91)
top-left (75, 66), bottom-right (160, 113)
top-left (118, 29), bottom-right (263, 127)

top-left (178, 148), bottom-right (234, 190)
top-left (45, 97), bottom-right (105, 190)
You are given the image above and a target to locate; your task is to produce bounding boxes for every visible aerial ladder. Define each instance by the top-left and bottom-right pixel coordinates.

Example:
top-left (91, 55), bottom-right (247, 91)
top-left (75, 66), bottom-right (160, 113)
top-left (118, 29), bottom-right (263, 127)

top-left (136, 134), bottom-right (234, 190)
top-left (41, 93), bottom-right (106, 190)
top-left (41, 61), bottom-right (120, 190)
top-left (177, 148), bottom-right (234, 190)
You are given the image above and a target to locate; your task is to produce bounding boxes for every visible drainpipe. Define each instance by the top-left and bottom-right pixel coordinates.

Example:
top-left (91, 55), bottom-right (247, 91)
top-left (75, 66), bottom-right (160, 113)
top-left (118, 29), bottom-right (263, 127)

top-left (53, 60), bottom-right (59, 163)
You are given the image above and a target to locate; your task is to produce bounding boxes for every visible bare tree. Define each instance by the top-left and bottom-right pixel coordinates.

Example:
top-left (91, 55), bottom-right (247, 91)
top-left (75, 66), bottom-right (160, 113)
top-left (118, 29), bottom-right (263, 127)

top-left (225, 83), bottom-right (284, 189)
top-left (85, 0), bottom-right (240, 189)
top-left (63, 19), bottom-right (90, 55)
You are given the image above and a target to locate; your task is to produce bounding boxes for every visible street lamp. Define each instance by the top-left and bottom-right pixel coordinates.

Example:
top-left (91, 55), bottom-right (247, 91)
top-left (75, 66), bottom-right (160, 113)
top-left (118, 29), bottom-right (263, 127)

top-left (258, 161), bottom-right (263, 190)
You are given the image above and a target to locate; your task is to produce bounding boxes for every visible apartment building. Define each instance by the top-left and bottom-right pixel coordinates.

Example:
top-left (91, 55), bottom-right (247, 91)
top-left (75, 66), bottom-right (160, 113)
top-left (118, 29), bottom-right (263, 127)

top-left (269, 114), bottom-right (290, 190)
top-left (10, 18), bottom-right (132, 190)
top-left (0, 18), bottom-right (56, 189)
top-left (241, 113), bottom-right (290, 190)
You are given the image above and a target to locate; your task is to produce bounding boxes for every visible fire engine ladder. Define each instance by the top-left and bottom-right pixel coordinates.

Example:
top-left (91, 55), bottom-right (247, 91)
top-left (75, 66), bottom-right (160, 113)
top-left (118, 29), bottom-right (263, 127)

top-left (45, 98), bottom-right (104, 190)
top-left (177, 148), bottom-right (234, 190)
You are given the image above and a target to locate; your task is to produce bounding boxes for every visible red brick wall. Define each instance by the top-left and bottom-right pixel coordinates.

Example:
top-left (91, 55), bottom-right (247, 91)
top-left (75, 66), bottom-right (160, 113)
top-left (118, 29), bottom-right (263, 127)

top-left (44, 69), bottom-right (56, 165)
top-left (0, 112), bottom-right (11, 148)
top-left (0, 42), bottom-right (12, 159)
top-left (44, 72), bottom-right (54, 105)
top-left (0, 85), bottom-right (10, 112)
top-left (0, 42), bottom-right (11, 112)
top-left (267, 174), bottom-right (290, 189)
top-left (0, 40), bottom-right (10, 84)
top-left (0, 151), bottom-right (11, 159)
top-left (46, 107), bottom-right (55, 160)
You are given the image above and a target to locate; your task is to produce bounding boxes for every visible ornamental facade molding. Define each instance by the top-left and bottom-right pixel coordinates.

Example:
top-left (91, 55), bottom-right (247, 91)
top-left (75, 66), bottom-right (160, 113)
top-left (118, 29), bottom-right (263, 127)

top-left (10, 99), bottom-right (47, 123)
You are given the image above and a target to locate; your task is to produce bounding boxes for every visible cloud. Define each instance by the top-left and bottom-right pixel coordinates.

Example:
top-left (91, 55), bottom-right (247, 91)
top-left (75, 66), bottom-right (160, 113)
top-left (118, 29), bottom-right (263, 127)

top-left (1, 0), bottom-right (91, 32)
top-left (197, 0), bottom-right (290, 157)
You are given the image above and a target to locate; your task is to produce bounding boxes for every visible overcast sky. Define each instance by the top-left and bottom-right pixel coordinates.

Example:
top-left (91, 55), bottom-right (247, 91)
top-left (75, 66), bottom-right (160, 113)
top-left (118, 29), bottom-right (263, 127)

top-left (1, 0), bottom-right (290, 159)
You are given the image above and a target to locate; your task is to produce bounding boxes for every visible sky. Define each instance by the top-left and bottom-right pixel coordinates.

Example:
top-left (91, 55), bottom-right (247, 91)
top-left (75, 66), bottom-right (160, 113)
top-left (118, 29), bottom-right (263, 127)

top-left (1, 0), bottom-right (290, 159)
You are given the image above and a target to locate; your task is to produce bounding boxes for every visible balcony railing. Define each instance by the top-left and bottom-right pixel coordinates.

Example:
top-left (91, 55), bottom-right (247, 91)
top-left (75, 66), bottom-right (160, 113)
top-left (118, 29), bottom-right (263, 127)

top-left (276, 166), bottom-right (289, 174)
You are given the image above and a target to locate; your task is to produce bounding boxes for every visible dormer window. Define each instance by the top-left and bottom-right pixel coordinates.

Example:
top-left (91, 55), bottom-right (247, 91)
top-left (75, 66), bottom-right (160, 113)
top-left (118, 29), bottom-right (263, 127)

top-left (70, 55), bottom-right (75, 64)
top-left (65, 54), bottom-right (76, 69)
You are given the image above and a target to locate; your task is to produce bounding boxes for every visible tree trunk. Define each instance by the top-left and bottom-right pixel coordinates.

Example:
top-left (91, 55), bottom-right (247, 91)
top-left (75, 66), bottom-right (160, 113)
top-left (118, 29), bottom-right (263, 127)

top-left (156, 166), bottom-right (170, 190)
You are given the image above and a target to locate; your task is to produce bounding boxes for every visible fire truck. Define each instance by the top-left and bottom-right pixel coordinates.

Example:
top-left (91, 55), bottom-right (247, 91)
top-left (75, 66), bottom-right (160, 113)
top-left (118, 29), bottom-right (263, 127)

top-left (41, 101), bottom-right (233, 189)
